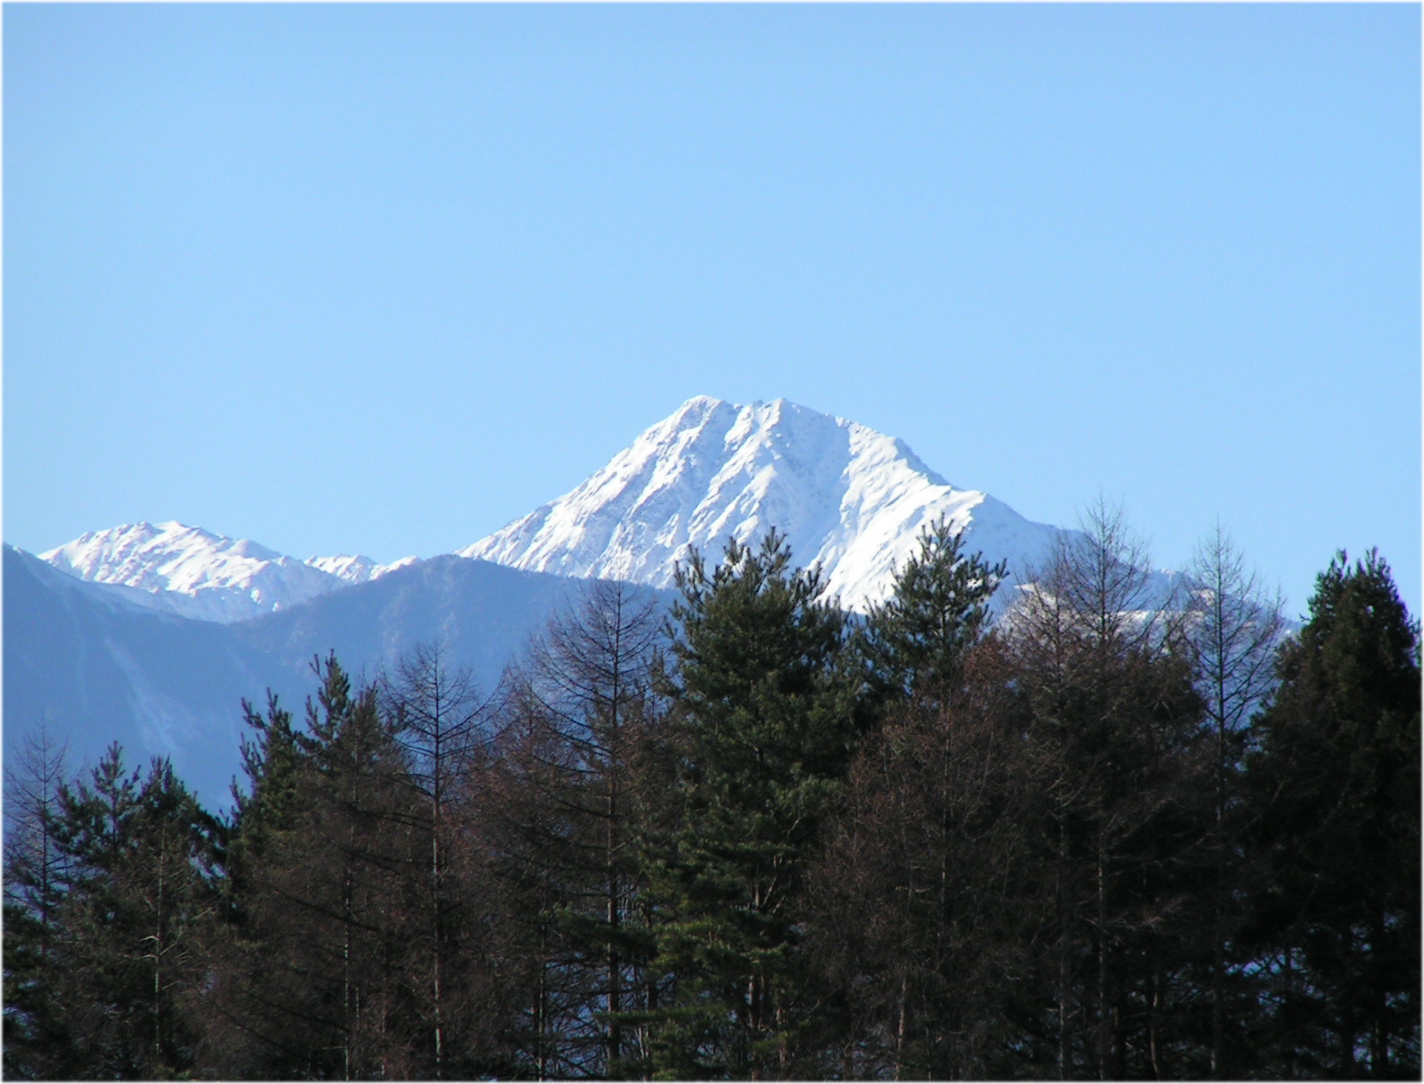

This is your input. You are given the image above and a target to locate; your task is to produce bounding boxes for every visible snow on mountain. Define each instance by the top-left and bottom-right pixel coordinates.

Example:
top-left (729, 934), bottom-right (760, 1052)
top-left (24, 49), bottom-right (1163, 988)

top-left (40, 521), bottom-right (351, 624)
top-left (11, 396), bottom-right (1204, 806)
top-left (460, 396), bottom-right (1071, 612)
top-left (33, 397), bottom-right (1170, 624)
top-left (304, 553), bottom-right (421, 585)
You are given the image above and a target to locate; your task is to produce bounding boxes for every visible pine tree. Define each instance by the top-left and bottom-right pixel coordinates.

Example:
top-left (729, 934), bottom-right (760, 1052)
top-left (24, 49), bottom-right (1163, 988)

top-left (17, 745), bottom-right (223, 1079)
top-left (642, 530), bottom-right (857, 1079)
top-left (859, 515), bottom-right (1008, 710)
top-left (808, 519), bottom-right (1028, 1079)
top-left (1243, 549), bottom-right (1420, 1077)
top-left (204, 656), bottom-right (421, 1079)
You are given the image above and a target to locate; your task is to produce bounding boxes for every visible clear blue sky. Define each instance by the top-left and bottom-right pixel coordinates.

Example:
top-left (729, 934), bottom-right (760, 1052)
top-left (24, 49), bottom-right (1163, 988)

top-left (5, 3), bottom-right (1419, 620)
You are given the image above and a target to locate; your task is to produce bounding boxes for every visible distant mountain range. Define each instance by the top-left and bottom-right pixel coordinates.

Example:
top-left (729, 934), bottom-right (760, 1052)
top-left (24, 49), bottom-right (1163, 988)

top-left (39, 520), bottom-right (420, 624)
top-left (6, 396), bottom-right (1168, 809)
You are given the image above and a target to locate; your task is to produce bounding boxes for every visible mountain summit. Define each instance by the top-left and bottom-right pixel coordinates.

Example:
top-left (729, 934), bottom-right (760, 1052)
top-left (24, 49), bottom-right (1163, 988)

top-left (460, 396), bottom-right (1066, 612)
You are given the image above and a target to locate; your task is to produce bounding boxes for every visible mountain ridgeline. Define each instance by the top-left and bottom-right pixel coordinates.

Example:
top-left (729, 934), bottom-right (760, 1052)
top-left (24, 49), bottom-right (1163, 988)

top-left (9, 396), bottom-right (1126, 806)
top-left (5, 397), bottom-right (1418, 1079)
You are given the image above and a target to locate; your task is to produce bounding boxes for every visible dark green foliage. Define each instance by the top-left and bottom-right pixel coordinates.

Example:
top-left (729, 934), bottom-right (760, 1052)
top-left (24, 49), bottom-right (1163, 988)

top-left (1243, 550), bottom-right (1421, 1078)
top-left (859, 515), bottom-right (1008, 708)
top-left (641, 530), bottom-right (858, 1079)
top-left (4, 744), bottom-right (222, 1080)
top-left (203, 655), bottom-right (426, 1079)
top-left (3, 724), bottom-right (73, 1080)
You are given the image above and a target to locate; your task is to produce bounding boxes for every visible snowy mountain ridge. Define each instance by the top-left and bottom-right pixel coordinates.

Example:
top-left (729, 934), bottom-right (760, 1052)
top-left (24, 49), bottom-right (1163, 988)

top-left (40, 520), bottom-right (416, 624)
top-left (459, 396), bottom-right (1070, 612)
top-left (35, 396), bottom-right (1103, 621)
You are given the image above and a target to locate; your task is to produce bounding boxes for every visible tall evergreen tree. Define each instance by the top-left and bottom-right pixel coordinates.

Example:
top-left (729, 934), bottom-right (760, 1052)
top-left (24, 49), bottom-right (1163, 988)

top-left (812, 516), bottom-right (1025, 1078)
top-left (203, 656), bottom-right (421, 1080)
top-left (3, 722), bottom-right (74, 1080)
top-left (1243, 549), bottom-right (1420, 1078)
top-left (642, 530), bottom-right (858, 1079)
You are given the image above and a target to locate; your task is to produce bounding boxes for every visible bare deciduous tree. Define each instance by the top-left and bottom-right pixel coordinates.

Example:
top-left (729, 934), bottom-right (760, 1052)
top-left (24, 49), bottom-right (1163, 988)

top-left (1005, 499), bottom-right (1214, 1079)
top-left (382, 644), bottom-right (492, 1079)
top-left (1185, 521), bottom-right (1285, 1077)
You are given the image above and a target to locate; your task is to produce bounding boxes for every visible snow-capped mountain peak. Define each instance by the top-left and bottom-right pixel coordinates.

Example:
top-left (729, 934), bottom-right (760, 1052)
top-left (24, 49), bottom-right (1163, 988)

top-left (41, 520), bottom-right (342, 623)
top-left (459, 396), bottom-right (1067, 612)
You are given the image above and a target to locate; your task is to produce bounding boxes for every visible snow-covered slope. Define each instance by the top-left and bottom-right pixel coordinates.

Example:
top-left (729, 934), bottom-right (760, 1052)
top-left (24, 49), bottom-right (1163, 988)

top-left (34, 398), bottom-right (1147, 620)
top-left (40, 521), bottom-right (360, 623)
top-left (460, 396), bottom-right (1070, 612)
top-left (304, 553), bottom-right (420, 586)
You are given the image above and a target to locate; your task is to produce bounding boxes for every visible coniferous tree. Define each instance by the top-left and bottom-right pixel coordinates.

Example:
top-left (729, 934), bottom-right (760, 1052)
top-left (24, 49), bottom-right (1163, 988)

top-left (199, 690), bottom-right (321, 1078)
top-left (642, 530), bottom-right (858, 1079)
top-left (1184, 523), bottom-right (1286, 1078)
top-left (382, 645), bottom-right (491, 1080)
top-left (859, 515), bottom-right (1008, 710)
top-left (17, 746), bottom-right (223, 1080)
top-left (468, 680), bottom-right (598, 1078)
top-left (1242, 550), bottom-right (1420, 1078)
top-left (809, 635), bottom-right (1049, 1080)
top-left (513, 580), bottom-right (665, 1078)
top-left (811, 517), bottom-right (1027, 1078)
top-left (204, 656), bottom-right (421, 1080)
top-left (11, 524), bottom-right (1420, 1082)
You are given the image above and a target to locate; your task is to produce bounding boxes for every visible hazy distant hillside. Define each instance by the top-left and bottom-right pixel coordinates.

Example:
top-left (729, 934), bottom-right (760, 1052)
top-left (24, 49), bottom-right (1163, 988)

top-left (5, 545), bottom-right (669, 808)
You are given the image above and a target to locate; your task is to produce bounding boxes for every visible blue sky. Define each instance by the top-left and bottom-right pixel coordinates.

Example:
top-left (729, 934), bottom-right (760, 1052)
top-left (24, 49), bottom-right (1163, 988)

top-left (5, 3), bottom-right (1419, 620)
